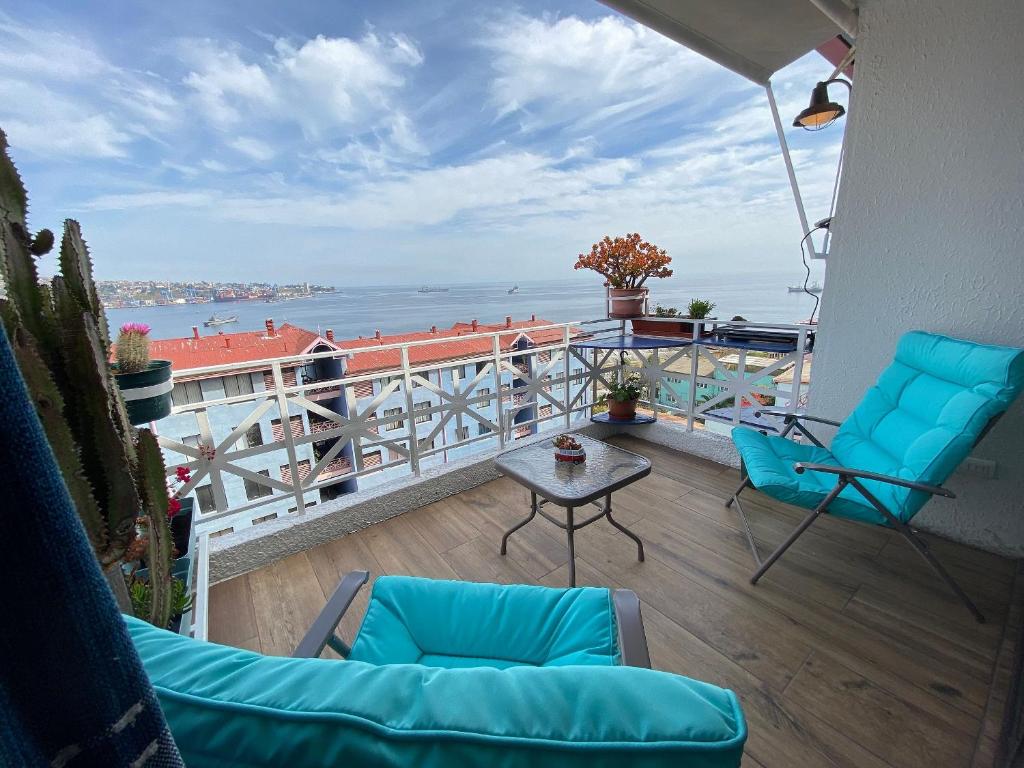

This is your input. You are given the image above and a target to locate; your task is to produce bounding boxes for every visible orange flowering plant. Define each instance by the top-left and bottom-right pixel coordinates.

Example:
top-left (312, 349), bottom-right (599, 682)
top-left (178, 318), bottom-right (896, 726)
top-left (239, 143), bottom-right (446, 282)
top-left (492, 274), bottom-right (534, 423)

top-left (574, 233), bottom-right (672, 289)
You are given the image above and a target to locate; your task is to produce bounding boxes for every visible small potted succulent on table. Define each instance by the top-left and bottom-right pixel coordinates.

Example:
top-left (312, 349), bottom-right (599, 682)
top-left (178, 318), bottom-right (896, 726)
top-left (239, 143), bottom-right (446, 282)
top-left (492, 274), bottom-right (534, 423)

top-left (631, 298), bottom-right (717, 338)
top-left (606, 372), bottom-right (646, 420)
top-left (574, 233), bottom-right (672, 318)
top-left (553, 434), bottom-right (587, 464)
top-left (113, 322), bottom-right (173, 425)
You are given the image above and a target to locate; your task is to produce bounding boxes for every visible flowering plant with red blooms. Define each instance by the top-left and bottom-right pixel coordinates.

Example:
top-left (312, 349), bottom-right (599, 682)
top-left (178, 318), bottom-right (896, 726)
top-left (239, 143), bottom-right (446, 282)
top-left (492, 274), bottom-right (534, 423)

top-left (574, 233), bottom-right (672, 289)
top-left (166, 465), bottom-right (192, 519)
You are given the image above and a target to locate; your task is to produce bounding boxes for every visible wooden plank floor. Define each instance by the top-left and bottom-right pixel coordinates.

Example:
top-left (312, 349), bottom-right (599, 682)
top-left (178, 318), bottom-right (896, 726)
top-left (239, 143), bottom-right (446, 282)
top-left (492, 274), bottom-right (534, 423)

top-left (208, 435), bottom-right (1020, 768)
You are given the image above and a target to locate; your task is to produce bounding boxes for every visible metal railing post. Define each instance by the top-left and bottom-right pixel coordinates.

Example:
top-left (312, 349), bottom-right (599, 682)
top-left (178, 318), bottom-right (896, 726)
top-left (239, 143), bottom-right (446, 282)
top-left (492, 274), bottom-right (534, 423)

top-left (272, 361), bottom-right (307, 513)
top-left (687, 322), bottom-right (700, 431)
top-left (400, 346), bottom-right (421, 476)
top-left (563, 325), bottom-right (572, 429)
top-left (492, 335), bottom-right (506, 449)
top-left (649, 346), bottom-right (660, 422)
top-left (734, 348), bottom-right (747, 426)
top-left (788, 327), bottom-right (809, 413)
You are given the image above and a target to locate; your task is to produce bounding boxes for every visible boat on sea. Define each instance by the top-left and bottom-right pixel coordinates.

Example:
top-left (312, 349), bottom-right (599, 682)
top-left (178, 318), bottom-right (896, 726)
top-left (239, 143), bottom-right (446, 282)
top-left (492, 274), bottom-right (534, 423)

top-left (788, 281), bottom-right (823, 294)
top-left (203, 314), bottom-right (238, 327)
top-left (418, 286), bottom-right (450, 293)
top-left (508, 285), bottom-right (519, 294)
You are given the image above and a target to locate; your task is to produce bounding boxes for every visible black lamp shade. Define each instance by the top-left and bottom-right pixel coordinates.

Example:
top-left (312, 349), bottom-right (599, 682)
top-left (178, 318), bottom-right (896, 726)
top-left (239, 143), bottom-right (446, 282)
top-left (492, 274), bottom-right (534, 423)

top-left (793, 81), bottom-right (846, 130)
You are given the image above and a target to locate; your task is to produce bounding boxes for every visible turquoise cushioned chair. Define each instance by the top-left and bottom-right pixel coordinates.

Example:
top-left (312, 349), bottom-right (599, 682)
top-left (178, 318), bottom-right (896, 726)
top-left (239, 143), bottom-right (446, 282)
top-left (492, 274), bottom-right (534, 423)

top-left (728, 331), bottom-right (1024, 622)
top-left (126, 575), bottom-right (747, 767)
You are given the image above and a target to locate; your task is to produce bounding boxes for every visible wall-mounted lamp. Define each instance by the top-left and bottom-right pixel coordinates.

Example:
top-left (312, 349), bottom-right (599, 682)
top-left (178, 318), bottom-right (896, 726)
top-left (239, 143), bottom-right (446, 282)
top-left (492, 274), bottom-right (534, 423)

top-left (793, 78), bottom-right (852, 130)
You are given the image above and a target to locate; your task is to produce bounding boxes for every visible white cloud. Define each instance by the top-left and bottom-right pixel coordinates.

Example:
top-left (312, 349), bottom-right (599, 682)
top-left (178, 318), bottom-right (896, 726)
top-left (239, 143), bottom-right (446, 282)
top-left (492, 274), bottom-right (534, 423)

top-left (229, 137), bottom-right (275, 162)
top-left (3, 114), bottom-right (131, 159)
top-left (181, 42), bottom-right (275, 125)
top-left (180, 32), bottom-right (423, 138)
top-left (0, 16), bottom-right (177, 158)
top-left (480, 13), bottom-right (726, 133)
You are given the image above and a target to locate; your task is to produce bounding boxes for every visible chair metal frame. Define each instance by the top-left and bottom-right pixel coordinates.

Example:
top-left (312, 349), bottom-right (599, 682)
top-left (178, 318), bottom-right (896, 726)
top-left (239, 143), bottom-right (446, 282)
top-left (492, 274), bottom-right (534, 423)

top-left (726, 409), bottom-right (990, 624)
top-left (293, 570), bottom-right (652, 667)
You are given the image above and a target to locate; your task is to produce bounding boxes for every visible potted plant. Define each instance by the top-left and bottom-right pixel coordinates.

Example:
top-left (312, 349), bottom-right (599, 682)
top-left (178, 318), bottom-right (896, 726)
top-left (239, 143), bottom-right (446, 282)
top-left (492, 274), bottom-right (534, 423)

top-left (113, 322), bottom-right (173, 425)
top-left (631, 298), bottom-right (717, 338)
top-left (168, 465), bottom-right (195, 557)
top-left (606, 372), bottom-right (646, 420)
top-left (129, 575), bottom-right (193, 633)
top-left (574, 233), bottom-right (672, 318)
top-left (0, 129), bottom-right (179, 630)
top-left (553, 434), bottom-right (586, 464)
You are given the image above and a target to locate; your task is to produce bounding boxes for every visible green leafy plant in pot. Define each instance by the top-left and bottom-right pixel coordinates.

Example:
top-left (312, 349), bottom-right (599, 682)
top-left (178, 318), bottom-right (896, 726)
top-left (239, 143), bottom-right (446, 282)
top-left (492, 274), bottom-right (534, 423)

top-left (606, 371), bottom-right (646, 420)
top-left (632, 299), bottom-right (717, 338)
top-left (114, 322), bottom-right (172, 425)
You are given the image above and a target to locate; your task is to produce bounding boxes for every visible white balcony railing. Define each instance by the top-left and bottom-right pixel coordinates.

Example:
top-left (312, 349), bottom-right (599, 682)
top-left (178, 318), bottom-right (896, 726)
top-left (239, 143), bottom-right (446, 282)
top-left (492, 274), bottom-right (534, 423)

top-left (156, 316), bottom-right (813, 639)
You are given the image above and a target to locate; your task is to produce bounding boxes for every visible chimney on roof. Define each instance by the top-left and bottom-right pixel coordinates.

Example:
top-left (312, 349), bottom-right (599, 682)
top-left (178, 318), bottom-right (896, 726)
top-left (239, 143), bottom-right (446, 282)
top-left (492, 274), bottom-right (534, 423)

top-left (471, 319), bottom-right (478, 332)
top-left (505, 315), bottom-right (512, 329)
top-left (192, 325), bottom-right (200, 340)
top-left (531, 314), bottom-right (536, 322)
top-left (375, 329), bottom-right (382, 340)
top-left (430, 325), bottom-right (438, 334)
top-left (265, 318), bottom-right (276, 337)
top-left (325, 329), bottom-right (334, 342)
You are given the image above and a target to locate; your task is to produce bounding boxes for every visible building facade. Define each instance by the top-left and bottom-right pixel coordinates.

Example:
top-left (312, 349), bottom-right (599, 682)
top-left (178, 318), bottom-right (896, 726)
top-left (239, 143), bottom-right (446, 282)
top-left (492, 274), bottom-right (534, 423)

top-left (153, 317), bottom-right (589, 533)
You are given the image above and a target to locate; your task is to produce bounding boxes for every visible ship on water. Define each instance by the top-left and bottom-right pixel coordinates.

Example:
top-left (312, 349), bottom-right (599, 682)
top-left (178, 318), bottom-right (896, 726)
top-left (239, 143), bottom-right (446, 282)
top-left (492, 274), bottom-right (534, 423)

top-left (788, 281), bottom-right (822, 294)
top-left (204, 314), bottom-right (239, 327)
top-left (508, 285), bottom-right (519, 294)
top-left (417, 286), bottom-right (450, 293)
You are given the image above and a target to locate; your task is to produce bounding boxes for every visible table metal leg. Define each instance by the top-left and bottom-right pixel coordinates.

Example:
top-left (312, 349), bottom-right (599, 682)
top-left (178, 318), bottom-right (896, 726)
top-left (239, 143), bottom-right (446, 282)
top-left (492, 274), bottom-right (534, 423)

top-left (500, 491), bottom-right (537, 555)
top-left (566, 505), bottom-right (576, 587)
top-left (605, 493), bottom-right (645, 562)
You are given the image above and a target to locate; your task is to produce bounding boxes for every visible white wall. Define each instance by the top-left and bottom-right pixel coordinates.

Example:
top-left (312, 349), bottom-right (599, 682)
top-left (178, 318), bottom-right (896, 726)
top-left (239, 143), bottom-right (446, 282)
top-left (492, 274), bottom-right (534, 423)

top-left (812, 0), bottom-right (1024, 555)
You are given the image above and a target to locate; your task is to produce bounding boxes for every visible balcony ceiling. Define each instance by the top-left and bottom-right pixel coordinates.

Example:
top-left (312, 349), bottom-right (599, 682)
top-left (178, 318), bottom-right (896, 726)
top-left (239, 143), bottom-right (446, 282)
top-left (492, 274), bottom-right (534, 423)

top-left (598, 0), bottom-right (851, 84)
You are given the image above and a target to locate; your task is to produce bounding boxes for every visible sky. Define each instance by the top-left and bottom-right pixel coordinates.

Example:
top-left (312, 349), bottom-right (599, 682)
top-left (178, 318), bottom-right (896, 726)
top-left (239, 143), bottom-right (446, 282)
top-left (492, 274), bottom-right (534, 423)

top-left (2, 0), bottom-right (845, 285)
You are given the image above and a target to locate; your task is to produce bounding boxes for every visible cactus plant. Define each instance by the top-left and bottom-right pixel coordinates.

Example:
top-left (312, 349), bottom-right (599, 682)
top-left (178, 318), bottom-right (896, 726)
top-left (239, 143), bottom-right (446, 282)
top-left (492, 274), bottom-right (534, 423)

top-left (0, 128), bottom-right (175, 629)
top-left (115, 322), bottom-right (152, 373)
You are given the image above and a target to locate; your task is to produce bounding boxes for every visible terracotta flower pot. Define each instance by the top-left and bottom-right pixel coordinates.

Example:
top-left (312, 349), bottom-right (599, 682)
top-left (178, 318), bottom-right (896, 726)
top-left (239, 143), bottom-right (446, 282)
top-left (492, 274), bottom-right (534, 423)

top-left (608, 288), bottom-right (648, 319)
top-left (606, 396), bottom-right (638, 420)
top-left (630, 317), bottom-right (716, 339)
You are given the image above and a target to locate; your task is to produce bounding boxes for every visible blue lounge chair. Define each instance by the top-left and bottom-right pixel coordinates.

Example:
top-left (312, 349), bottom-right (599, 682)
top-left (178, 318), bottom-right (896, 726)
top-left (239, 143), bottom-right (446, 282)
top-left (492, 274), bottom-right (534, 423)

top-left (128, 574), bottom-right (747, 767)
top-left (728, 331), bottom-right (1024, 622)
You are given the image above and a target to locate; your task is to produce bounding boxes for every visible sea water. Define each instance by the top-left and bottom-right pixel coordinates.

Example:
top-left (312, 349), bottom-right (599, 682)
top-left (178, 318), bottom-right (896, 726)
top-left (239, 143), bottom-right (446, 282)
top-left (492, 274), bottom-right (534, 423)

top-left (106, 270), bottom-right (822, 341)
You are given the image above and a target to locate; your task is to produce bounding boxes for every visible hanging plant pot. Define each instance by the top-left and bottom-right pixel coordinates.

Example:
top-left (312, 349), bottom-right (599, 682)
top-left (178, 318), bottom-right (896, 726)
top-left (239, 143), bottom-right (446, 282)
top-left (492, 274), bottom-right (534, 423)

top-left (608, 287), bottom-right (649, 319)
top-left (114, 360), bottom-right (173, 425)
top-left (606, 396), bottom-right (639, 420)
top-left (170, 497), bottom-right (195, 557)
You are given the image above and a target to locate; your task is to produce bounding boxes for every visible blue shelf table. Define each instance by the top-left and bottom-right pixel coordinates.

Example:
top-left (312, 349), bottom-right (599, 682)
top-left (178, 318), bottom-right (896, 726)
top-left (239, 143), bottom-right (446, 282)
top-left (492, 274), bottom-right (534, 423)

top-left (570, 334), bottom-right (693, 425)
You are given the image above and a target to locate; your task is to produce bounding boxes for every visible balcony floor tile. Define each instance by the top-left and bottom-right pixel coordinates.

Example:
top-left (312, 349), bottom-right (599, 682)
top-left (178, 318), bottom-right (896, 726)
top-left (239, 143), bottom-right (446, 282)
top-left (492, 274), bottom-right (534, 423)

top-left (208, 435), bottom-right (1020, 768)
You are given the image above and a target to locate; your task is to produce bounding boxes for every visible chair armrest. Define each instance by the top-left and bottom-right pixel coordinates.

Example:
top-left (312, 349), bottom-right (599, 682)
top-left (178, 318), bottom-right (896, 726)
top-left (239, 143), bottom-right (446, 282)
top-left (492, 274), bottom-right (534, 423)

top-left (793, 463), bottom-right (955, 498)
top-left (293, 570), bottom-right (369, 659)
top-left (755, 409), bottom-right (842, 427)
top-left (613, 589), bottom-right (651, 668)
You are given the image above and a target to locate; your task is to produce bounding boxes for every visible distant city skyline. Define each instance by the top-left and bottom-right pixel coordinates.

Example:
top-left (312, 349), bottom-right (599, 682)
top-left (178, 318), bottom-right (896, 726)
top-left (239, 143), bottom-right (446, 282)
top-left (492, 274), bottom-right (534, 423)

top-left (4, 1), bottom-right (844, 285)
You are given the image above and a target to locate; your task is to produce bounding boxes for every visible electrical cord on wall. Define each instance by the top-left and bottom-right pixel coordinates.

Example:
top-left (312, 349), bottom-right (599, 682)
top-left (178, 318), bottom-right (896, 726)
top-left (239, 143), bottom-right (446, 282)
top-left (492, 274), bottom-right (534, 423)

top-left (799, 220), bottom-right (830, 323)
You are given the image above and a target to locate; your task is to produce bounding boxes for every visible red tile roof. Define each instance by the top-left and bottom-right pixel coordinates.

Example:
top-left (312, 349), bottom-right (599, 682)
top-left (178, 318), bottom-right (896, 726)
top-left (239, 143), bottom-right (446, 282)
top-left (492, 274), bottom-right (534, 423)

top-left (144, 318), bottom-right (573, 376)
top-left (144, 322), bottom-right (333, 372)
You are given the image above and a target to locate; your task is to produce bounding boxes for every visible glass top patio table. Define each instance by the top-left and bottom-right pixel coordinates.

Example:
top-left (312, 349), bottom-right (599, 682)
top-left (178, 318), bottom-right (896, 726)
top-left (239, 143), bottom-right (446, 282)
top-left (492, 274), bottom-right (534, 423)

top-left (494, 435), bottom-right (651, 507)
